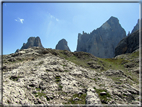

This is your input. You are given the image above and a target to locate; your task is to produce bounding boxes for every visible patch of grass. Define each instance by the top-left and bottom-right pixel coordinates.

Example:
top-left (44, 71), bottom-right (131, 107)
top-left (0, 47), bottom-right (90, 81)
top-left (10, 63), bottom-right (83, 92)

top-left (98, 58), bottom-right (129, 71)
top-left (64, 70), bottom-right (70, 72)
top-left (58, 91), bottom-right (67, 96)
top-left (94, 88), bottom-right (111, 104)
top-left (55, 76), bottom-right (61, 83)
top-left (62, 64), bottom-right (67, 67)
top-left (58, 85), bottom-right (63, 91)
top-left (130, 51), bottom-right (139, 58)
top-left (36, 88), bottom-right (41, 91)
top-left (65, 93), bottom-right (87, 104)
top-left (37, 92), bottom-right (46, 97)
top-left (108, 76), bottom-right (122, 82)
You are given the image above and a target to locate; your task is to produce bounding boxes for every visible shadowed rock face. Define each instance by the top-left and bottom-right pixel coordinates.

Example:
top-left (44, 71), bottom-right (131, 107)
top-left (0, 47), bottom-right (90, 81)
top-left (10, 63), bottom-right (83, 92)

top-left (55, 39), bottom-right (71, 51)
top-left (21, 37), bottom-right (44, 50)
top-left (115, 29), bottom-right (141, 56)
top-left (131, 19), bottom-right (139, 34)
top-left (76, 16), bottom-right (126, 58)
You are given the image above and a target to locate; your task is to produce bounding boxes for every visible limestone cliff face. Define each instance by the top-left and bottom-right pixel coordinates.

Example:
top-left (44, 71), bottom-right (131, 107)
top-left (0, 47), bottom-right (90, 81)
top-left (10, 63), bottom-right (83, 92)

top-left (55, 39), bottom-right (71, 51)
top-left (76, 16), bottom-right (126, 58)
top-left (21, 36), bottom-right (44, 50)
top-left (115, 29), bottom-right (140, 56)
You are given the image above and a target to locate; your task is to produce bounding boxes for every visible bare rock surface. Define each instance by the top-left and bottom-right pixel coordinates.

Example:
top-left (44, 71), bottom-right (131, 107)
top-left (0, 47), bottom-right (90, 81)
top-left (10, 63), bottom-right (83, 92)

top-left (76, 16), bottom-right (126, 58)
top-left (55, 39), bottom-right (71, 51)
top-left (2, 47), bottom-right (140, 106)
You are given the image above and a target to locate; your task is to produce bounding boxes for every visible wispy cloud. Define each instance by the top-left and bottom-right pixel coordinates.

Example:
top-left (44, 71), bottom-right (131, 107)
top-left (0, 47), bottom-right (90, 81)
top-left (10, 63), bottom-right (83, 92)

top-left (47, 12), bottom-right (59, 22)
top-left (15, 17), bottom-right (24, 24)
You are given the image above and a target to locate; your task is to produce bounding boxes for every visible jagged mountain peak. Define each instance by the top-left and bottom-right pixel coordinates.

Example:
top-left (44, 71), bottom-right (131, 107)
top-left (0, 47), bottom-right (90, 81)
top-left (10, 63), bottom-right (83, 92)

top-left (77, 16), bottom-right (126, 58)
top-left (55, 38), bottom-right (71, 51)
top-left (20, 36), bottom-right (44, 50)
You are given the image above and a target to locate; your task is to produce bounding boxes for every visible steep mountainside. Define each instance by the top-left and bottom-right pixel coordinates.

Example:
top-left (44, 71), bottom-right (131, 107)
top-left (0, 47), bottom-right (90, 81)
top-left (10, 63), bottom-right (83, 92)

top-left (55, 39), bottom-right (71, 51)
top-left (131, 19), bottom-right (139, 34)
top-left (115, 29), bottom-right (141, 56)
top-left (76, 16), bottom-right (126, 58)
top-left (20, 37), bottom-right (44, 50)
top-left (2, 47), bottom-right (140, 106)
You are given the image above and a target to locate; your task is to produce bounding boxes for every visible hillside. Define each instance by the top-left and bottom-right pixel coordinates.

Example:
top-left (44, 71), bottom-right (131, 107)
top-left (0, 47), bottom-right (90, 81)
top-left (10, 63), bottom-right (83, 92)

top-left (2, 47), bottom-right (140, 106)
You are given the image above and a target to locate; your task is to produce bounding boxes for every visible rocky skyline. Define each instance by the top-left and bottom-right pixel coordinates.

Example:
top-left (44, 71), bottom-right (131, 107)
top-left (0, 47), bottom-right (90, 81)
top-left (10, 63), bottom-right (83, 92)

top-left (15, 16), bottom-right (140, 58)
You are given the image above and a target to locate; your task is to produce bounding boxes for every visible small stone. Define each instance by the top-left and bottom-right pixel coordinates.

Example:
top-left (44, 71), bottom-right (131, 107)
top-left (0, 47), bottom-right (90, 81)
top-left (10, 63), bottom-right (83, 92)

top-left (100, 91), bottom-right (107, 95)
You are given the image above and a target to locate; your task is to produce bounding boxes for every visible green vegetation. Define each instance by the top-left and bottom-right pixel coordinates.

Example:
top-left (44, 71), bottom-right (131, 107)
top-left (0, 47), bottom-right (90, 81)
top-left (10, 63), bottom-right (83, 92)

top-left (9, 76), bottom-right (20, 81)
top-left (58, 52), bottom-right (98, 71)
top-left (58, 85), bottom-right (63, 91)
top-left (62, 64), bottom-right (67, 67)
top-left (55, 76), bottom-right (61, 83)
top-left (58, 91), bottom-right (67, 96)
top-left (130, 50), bottom-right (139, 58)
top-left (65, 93), bottom-right (87, 104)
top-left (98, 58), bottom-right (128, 71)
top-left (64, 70), bottom-right (70, 72)
top-left (94, 87), bottom-right (111, 104)
top-left (36, 91), bottom-right (46, 97)
top-left (36, 87), bottom-right (41, 91)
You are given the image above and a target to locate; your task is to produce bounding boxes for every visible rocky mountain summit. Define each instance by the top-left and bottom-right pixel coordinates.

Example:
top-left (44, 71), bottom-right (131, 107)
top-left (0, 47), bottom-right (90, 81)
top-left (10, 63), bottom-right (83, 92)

top-left (76, 16), bottom-right (126, 58)
top-left (115, 29), bottom-right (141, 56)
top-left (16, 37), bottom-right (44, 52)
top-left (55, 39), bottom-right (71, 51)
top-left (2, 47), bottom-right (140, 106)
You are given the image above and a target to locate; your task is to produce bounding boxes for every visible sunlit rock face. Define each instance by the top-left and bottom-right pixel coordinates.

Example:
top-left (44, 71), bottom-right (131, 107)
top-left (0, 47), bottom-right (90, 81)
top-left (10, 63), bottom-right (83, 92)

top-left (76, 16), bottom-right (126, 58)
top-left (55, 39), bottom-right (71, 51)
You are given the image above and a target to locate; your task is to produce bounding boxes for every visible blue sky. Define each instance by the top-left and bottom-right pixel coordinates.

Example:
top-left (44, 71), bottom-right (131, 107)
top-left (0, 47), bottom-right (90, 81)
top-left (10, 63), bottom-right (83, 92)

top-left (3, 2), bottom-right (139, 55)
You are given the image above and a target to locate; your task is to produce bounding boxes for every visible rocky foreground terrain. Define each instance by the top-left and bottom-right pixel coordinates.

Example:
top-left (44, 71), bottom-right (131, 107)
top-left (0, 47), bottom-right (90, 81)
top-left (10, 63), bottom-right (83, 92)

top-left (2, 47), bottom-right (140, 106)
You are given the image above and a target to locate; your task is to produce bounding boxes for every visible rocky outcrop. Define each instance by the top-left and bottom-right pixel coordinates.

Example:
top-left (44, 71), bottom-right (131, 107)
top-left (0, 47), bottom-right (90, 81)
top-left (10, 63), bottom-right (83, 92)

top-left (115, 29), bottom-right (141, 56)
top-left (20, 36), bottom-right (44, 50)
top-left (76, 16), bottom-right (126, 58)
top-left (55, 39), bottom-right (71, 51)
top-left (131, 19), bottom-right (139, 33)
top-left (2, 47), bottom-right (140, 105)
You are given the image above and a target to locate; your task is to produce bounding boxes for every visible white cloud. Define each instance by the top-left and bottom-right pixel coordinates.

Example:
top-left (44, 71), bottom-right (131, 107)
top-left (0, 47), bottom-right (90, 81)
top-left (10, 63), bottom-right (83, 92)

top-left (19, 18), bottom-right (24, 24)
top-left (15, 17), bottom-right (24, 24)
